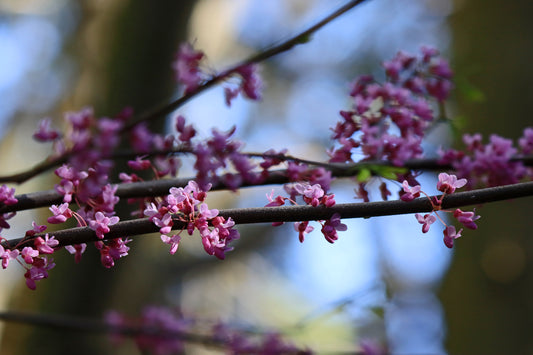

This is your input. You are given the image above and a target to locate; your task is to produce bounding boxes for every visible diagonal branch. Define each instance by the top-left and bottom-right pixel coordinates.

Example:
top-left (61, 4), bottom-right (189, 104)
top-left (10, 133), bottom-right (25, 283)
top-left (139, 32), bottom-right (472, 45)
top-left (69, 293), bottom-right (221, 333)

top-left (0, 0), bottom-right (369, 185)
top-left (121, 0), bottom-right (370, 130)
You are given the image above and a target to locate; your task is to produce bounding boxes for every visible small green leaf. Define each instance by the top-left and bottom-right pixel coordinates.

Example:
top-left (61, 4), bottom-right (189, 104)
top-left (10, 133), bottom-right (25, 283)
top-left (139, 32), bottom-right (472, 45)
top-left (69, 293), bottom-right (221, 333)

top-left (372, 166), bottom-right (407, 180)
top-left (357, 168), bottom-right (371, 182)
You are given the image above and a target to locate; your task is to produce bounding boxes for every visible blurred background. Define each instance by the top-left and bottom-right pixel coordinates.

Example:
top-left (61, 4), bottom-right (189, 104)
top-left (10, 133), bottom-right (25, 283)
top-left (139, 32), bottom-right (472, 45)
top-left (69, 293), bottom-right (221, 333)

top-left (0, 0), bottom-right (531, 354)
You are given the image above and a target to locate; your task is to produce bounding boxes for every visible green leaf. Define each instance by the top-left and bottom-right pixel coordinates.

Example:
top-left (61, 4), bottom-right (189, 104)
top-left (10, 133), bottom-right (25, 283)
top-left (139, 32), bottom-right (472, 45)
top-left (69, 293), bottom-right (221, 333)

top-left (372, 165), bottom-right (407, 179)
top-left (357, 168), bottom-right (371, 182)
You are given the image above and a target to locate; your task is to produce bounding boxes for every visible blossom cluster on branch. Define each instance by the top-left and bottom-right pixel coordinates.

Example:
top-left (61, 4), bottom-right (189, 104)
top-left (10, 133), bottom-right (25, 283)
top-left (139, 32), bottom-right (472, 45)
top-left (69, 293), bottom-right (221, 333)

top-left (0, 0), bottom-right (530, 305)
top-left (0, 1), bottom-right (532, 354)
top-left (0, 42), bottom-right (531, 294)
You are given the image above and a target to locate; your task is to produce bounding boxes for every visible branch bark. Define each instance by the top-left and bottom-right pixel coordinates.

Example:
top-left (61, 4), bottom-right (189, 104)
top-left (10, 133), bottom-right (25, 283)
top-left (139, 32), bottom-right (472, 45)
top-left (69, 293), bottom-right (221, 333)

top-left (4, 181), bottom-right (533, 250)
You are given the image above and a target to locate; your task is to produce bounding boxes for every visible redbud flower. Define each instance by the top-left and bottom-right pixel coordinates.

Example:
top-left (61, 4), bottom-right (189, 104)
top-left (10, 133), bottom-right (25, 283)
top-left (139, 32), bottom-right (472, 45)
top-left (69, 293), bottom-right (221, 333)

top-left (321, 213), bottom-right (347, 243)
top-left (128, 156), bottom-right (152, 170)
top-left (443, 225), bottom-right (463, 248)
top-left (161, 234), bottom-right (182, 255)
top-left (47, 203), bottom-right (73, 224)
top-left (0, 245), bottom-right (19, 269)
top-left (519, 127), bottom-right (533, 154)
top-left (152, 213), bottom-right (173, 235)
top-left (24, 257), bottom-right (54, 290)
top-left (0, 185), bottom-right (18, 206)
top-left (437, 173), bottom-right (467, 194)
top-left (294, 221), bottom-right (314, 243)
top-left (415, 213), bottom-right (437, 233)
top-left (453, 208), bottom-right (480, 230)
top-left (34, 234), bottom-right (58, 254)
top-left (400, 180), bottom-right (421, 201)
top-left (89, 212), bottom-right (120, 239)
top-left (173, 42), bottom-right (205, 94)
top-left (175, 115), bottom-right (196, 142)
top-left (21, 247), bottom-right (39, 264)
top-left (33, 118), bottom-right (60, 142)
top-left (265, 190), bottom-right (286, 207)
top-left (65, 243), bottom-right (86, 263)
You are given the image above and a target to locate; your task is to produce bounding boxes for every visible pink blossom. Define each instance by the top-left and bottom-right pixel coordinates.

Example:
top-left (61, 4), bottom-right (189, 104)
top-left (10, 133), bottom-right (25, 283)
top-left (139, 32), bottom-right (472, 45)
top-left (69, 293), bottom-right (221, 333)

top-left (21, 247), bottom-right (39, 264)
top-left (89, 211), bottom-right (120, 239)
top-left (443, 225), bottom-right (463, 248)
top-left (0, 185), bottom-right (17, 206)
top-left (198, 203), bottom-right (219, 219)
top-left (415, 213), bottom-right (437, 233)
top-left (65, 243), bottom-right (87, 263)
top-left (175, 115), bottom-right (196, 142)
top-left (294, 221), bottom-right (314, 243)
top-left (453, 208), bottom-right (480, 230)
top-left (321, 213), bottom-right (347, 243)
top-left (173, 42), bottom-right (205, 94)
top-left (437, 173), bottom-right (467, 194)
top-left (294, 183), bottom-right (325, 207)
top-left (24, 256), bottom-right (55, 290)
top-left (107, 238), bottom-right (130, 261)
top-left (161, 234), bottom-right (181, 254)
top-left (519, 127), bottom-right (533, 154)
top-left (152, 213), bottom-right (173, 235)
top-left (128, 156), bottom-right (152, 170)
top-left (400, 180), bottom-right (421, 201)
top-left (321, 194), bottom-right (336, 207)
top-left (265, 190), bottom-right (285, 207)
top-left (33, 118), bottom-right (60, 142)
top-left (34, 234), bottom-right (58, 254)
top-left (47, 203), bottom-right (73, 224)
top-left (65, 107), bottom-right (93, 129)
top-left (0, 245), bottom-right (19, 269)
top-left (225, 64), bottom-right (262, 106)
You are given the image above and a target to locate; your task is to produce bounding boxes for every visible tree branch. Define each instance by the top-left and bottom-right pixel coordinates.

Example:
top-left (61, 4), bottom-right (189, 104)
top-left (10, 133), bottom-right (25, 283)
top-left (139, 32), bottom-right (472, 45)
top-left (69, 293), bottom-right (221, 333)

top-left (2, 154), bottom-right (532, 214)
top-left (4, 181), bottom-right (533, 250)
top-left (121, 0), bottom-right (370, 130)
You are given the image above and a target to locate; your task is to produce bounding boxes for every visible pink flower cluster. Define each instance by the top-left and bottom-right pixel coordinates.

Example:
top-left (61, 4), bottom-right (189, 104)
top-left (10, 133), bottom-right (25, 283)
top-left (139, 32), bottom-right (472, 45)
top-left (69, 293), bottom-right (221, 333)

top-left (144, 181), bottom-right (239, 259)
top-left (105, 307), bottom-right (309, 355)
top-left (328, 47), bottom-right (454, 201)
top-left (0, 185), bottom-right (17, 232)
top-left (329, 47), bottom-right (452, 166)
top-left (439, 129), bottom-right (533, 188)
top-left (172, 42), bottom-right (262, 106)
top-left (266, 182), bottom-right (346, 243)
top-left (0, 226), bottom-right (57, 290)
top-left (402, 173), bottom-right (480, 248)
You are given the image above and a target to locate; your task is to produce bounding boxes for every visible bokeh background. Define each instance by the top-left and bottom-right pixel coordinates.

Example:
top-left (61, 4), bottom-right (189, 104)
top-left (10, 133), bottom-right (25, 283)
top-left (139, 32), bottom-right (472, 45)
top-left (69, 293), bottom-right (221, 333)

top-left (0, 0), bottom-right (531, 354)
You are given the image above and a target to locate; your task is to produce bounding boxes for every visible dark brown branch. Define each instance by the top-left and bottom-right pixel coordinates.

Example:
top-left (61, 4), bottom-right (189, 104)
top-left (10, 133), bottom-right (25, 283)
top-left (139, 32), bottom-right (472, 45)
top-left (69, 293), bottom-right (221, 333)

top-left (4, 181), bottom-right (533, 250)
top-left (0, 154), bottom-right (68, 184)
top-left (2, 153), bottom-right (533, 214)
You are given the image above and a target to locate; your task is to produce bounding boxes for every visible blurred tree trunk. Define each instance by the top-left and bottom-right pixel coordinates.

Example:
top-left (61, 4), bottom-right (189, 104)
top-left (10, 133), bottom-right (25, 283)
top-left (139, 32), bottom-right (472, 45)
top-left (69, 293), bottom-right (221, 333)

top-left (1, 1), bottom-right (196, 354)
top-left (441, 1), bottom-right (533, 354)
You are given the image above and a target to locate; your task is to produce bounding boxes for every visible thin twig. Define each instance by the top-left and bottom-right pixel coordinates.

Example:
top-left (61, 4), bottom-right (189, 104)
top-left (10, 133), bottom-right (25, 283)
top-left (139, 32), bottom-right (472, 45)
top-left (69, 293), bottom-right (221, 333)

top-left (121, 0), bottom-right (369, 131)
top-left (0, 0), bottom-right (369, 185)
